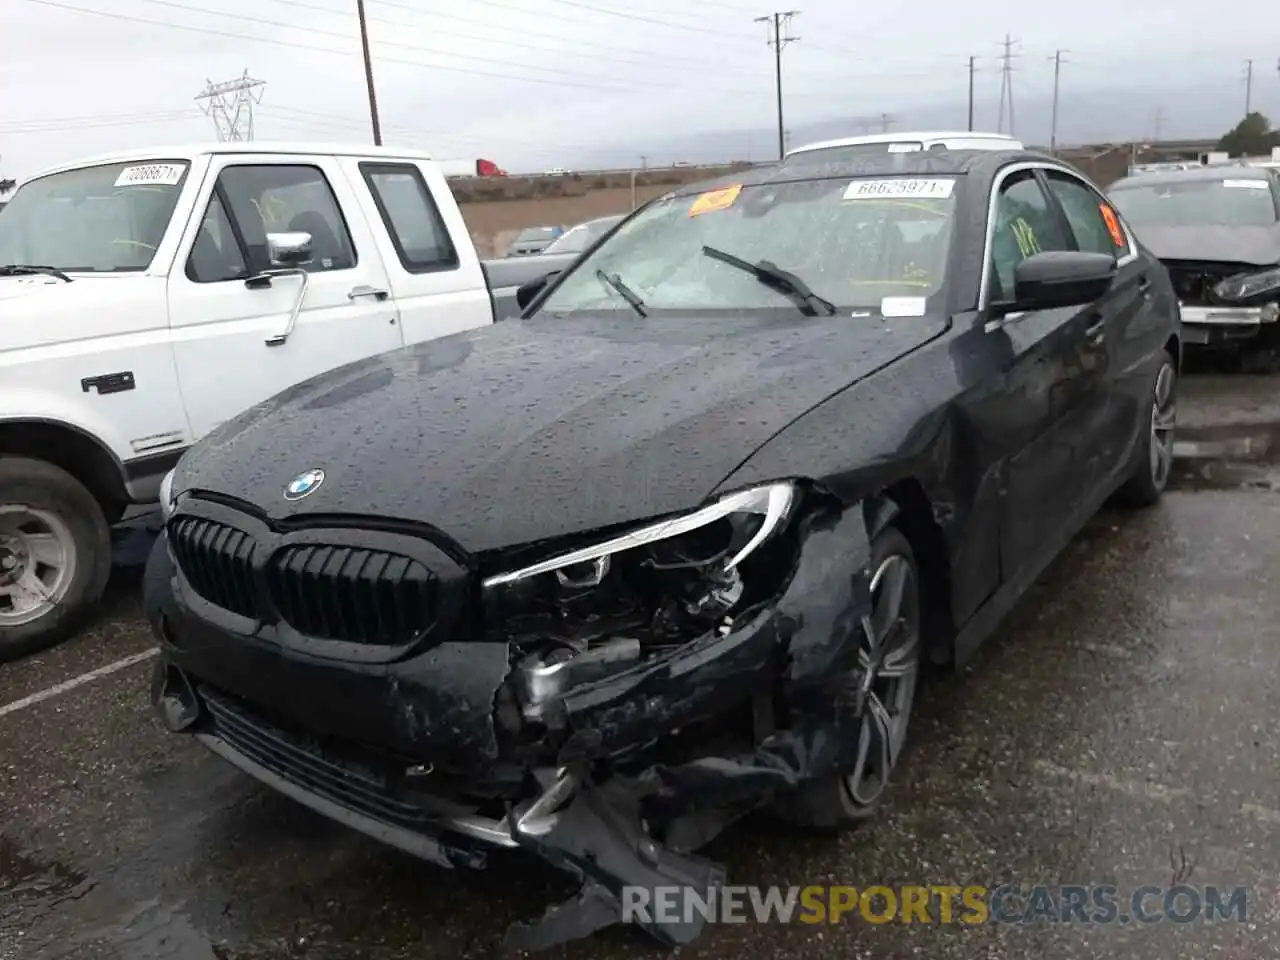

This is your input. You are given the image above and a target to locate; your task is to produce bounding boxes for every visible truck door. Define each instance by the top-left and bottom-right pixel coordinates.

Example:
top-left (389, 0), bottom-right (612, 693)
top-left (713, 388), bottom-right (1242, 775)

top-left (166, 155), bottom-right (404, 439)
top-left (336, 158), bottom-right (494, 343)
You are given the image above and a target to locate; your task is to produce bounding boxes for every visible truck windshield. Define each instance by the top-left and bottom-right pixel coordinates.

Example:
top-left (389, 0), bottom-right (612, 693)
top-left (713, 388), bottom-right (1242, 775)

top-left (536, 175), bottom-right (958, 315)
top-left (0, 160), bottom-right (190, 272)
top-left (1110, 178), bottom-right (1279, 228)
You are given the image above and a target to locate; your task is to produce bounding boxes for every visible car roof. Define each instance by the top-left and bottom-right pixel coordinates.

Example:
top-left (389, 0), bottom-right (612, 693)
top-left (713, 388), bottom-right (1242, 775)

top-left (1111, 164), bottom-right (1273, 189)
top-left (25, 141), bottom-right (437, 182)
top-left (667, 148), bottom-right (1056, 196)
top-left (786, 130), bottom-right (1022, 157)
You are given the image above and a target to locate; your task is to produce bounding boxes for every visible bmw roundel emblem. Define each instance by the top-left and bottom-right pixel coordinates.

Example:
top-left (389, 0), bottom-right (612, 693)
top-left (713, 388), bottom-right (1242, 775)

top-left (284, 468), bottom-right (325, 501)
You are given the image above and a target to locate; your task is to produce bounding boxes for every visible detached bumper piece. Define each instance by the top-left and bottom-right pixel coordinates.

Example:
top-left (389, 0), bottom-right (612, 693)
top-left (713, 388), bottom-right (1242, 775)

top-left (154, 665), bottom-right (725, 949)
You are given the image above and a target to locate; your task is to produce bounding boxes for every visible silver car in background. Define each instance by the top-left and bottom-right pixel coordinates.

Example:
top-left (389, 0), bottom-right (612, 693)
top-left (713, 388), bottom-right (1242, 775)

top-left (1109, 165), bottom-right (1280, 347)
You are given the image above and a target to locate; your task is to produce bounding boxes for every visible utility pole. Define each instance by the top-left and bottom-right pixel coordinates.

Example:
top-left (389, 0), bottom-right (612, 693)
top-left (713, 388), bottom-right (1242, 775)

top-left (996, 34), bottom-right (1019, 137)
top-left (1152, 107), bottom-right (1164, 142)
top-left (195, 71), bottom-right (265, 141)
top-left (755, 11), bottom-right (800, 160)
top-left (356, 0), bottom-right (383, 145)
top-left (1048, 49), bottom-right (1068, 153)
top-left (880, 112), bottom-right (893, 133)
top-left (967, 56), bottom-right (977, 131)
top-left (1244, 58), bottom-right (1254, 116)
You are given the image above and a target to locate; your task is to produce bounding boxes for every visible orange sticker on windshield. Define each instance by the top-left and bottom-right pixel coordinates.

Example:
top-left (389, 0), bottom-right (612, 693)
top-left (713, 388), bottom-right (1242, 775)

top-left (689, 184), bottom-right (742, 217)
top-left (1099, 204), bottom-right (1125, 247)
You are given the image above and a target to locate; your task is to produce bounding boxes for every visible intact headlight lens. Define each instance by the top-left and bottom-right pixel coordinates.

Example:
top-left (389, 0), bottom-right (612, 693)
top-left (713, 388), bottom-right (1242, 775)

top-left (483, 482), bottom-right (797, 589)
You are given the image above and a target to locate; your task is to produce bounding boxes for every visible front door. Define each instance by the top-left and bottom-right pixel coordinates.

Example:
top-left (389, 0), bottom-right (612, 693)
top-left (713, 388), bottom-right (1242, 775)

top-left (986, 169), bottom-right (1110, 581)
top-left (1041, 167), bottom-right (1159, 488)
top-left (167, 156), bottom-right (404, 439)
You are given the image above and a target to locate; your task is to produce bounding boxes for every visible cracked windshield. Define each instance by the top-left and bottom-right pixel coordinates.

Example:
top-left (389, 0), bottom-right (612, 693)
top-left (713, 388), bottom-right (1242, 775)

top-left (0, 160), bottom-right (188, 272)
top-left (538, 176), bottom-right (957, 314)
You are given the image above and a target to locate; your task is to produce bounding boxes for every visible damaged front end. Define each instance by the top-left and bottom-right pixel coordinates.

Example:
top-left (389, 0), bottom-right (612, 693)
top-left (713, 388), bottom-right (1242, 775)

top-left (147, 481), bottom-right (879, 949)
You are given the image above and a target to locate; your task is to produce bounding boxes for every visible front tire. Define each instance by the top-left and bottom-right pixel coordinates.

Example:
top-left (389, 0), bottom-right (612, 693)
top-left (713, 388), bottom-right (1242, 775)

top-left (0, 457), bottom-right (112, 663)
top-left (788, 524), bottom-right (923, 829)
top-left (1117, 350), bottom-right (1177, 508)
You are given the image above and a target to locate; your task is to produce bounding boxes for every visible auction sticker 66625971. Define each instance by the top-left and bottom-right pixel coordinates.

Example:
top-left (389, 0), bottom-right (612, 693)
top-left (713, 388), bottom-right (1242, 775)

top-left (843, 178), bottom-right (956, 201)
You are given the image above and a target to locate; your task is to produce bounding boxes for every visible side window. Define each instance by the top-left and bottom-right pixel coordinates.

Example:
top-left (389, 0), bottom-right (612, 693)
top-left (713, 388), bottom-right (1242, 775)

top-left (989, 170), bottom-right (1071, 301)
top-left (185, 193), bottom-right (248, 283)
top-left (359, 162), bottom-right (459, 273)
top-left (1044, 170), bottom-right (1132, 259)
top-left (221, 164), bottom-right (356, 276)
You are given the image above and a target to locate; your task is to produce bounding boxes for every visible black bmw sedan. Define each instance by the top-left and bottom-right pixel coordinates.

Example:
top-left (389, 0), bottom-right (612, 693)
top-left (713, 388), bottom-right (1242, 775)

top-left (144, 149), bottom-right (1181, 949)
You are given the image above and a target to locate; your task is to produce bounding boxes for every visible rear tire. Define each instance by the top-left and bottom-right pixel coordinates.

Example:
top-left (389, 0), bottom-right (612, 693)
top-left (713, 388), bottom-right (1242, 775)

top-left (786, 525), bottom-right (923, 830)
top-left (1116, 350), bottom-right (1177, 508)
top-left (0, 457), bottom-right (112, 663)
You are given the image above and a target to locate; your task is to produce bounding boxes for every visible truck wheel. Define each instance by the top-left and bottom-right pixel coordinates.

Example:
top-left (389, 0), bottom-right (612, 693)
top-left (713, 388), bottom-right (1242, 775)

top-left (0, 457), bottom-right (112, 663)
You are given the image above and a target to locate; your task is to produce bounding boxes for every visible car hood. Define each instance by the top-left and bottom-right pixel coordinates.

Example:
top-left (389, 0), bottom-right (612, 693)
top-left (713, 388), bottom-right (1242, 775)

top-left (1137, 225), bottom-right (1280, 266)
top-left (176, 312), bottom-right (943, 555)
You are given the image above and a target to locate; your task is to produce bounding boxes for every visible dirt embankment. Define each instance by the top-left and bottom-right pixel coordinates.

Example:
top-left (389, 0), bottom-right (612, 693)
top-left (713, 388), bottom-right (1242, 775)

top-left (451, 164), bottom-right (751, 259)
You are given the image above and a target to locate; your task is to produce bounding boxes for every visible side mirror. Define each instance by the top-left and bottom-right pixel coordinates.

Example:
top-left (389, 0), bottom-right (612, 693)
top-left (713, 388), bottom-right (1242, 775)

top-left (516, 270), bottom-right (561, 311)
top-left (999, 251), bottom-right (1116, 315)
top-left (267, 231), bottom-right (313, 267)
top-left (1212, 266), bottom-right (1280, 307)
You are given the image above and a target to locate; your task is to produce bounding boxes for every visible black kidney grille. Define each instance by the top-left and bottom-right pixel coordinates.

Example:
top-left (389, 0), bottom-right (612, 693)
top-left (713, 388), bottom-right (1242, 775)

top-left (265, 545), bottom-right (436, 645)
top-left (168, 516), bottom-right (260, 620)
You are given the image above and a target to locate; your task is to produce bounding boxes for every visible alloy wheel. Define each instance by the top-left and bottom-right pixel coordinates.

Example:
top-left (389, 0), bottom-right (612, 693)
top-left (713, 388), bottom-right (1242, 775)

top-left (0, 505), bottom-right (78, 629)
top-left (1150, 362), bottom-right (1177, 491)
top-left (843, 551), bottom-right (921, 809)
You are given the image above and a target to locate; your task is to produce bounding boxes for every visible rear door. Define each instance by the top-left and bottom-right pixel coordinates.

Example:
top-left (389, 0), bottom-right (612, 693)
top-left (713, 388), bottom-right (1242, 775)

top-left (167, 155), bottom-right (404, 439)
top-left (983, 167), bottom-right (1109, 581)
top-left (341, 158), bottom-right (494, 344)
top-left (1040, 167), bottom-right (1156, 489)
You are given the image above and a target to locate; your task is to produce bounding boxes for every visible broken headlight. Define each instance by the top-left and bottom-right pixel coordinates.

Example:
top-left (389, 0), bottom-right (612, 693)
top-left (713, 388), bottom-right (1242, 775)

top-left (484, 483), bottom-right (800, 725)
top-left (484, 482), bottom-right (796, 590)
top-left (484, 482), bottom-right (799, 643)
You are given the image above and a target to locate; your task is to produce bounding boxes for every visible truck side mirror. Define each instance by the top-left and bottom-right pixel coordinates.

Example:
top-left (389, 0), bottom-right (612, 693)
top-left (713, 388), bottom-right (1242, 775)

top-left (267, 231), bottom-right (314, 266)
top-left (516, 270), bottom-right (561, 311)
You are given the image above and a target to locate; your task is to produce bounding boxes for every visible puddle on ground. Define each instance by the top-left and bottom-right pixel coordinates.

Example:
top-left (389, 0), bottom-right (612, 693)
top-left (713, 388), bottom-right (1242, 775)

top-left (0, 836), bottom-right (220, 960)
top-left (1172, 457), bottom-right (1280, 492)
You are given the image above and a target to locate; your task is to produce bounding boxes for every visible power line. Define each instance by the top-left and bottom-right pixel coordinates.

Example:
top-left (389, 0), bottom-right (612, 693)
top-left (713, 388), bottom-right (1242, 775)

top-left (755, 10), bottom-right (800, 161)
top-left (996, 34), bottom-right (1019, 136)
top-left (263, 0), bottom-right (766, 78)
top-left (195, 72), bottom-right (265, 141)
top-left (19, 0), bottom-right (760, 96)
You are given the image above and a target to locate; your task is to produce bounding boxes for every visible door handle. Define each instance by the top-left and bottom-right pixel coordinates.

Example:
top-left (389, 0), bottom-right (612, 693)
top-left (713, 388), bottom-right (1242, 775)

top-left (1084, 316), bottom-right (1106, 344)
top-left (1137, 274), bottom-right (1152, 296)
top-left (348, 284), bottom-right (389, 301)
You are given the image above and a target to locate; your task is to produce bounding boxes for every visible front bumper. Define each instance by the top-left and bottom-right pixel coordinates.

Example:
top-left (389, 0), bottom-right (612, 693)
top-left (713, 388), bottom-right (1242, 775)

top-left (144, 502), bottom-right (878, 948)
top-left (1179, 303), bottom-right (1280, 345)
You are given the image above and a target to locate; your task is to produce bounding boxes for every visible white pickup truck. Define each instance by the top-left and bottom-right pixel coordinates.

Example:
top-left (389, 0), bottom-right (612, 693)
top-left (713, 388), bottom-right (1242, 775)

top-left (0, 141), bottom-right (582, 660)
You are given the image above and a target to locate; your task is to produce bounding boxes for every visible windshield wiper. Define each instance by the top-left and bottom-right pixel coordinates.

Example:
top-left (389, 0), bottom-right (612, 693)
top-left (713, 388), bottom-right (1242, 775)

top-left (701, 245), bottom-right (837, 316)
top-left (0, 264), bottom-right (73, 282)
top-left (594, 268), bottom-right (647, 316)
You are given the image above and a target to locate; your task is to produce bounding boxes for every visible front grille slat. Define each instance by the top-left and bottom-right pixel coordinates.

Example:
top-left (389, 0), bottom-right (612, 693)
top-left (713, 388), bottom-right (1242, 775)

top-left (169, 516), bottom-right (259, 620)
top-left (169, 512), bottom-right (438, 647)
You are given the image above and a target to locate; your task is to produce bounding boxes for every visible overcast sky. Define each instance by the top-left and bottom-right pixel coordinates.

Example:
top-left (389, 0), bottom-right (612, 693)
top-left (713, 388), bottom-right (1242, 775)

top-left (2, 0), bottom-right (1276, 179)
